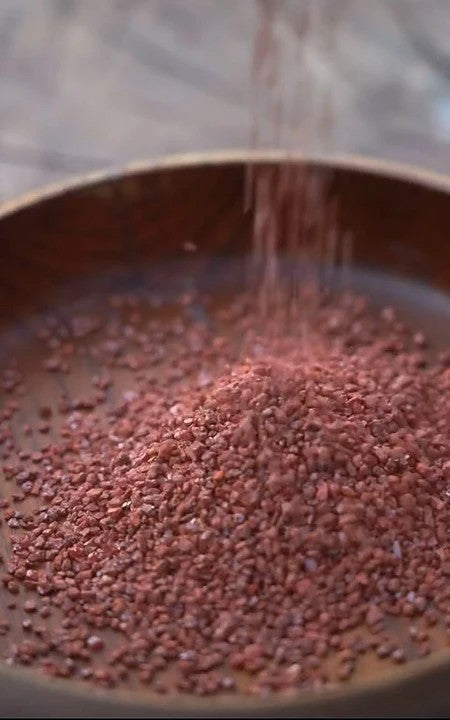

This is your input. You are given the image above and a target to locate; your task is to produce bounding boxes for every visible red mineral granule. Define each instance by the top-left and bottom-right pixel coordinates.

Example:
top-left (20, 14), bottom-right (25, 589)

top-left (0, 290), bottom-right (448, 698)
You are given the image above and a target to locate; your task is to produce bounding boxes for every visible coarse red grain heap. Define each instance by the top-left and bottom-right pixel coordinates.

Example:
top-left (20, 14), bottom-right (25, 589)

top-left (0, 292), bottom-right (449, 696)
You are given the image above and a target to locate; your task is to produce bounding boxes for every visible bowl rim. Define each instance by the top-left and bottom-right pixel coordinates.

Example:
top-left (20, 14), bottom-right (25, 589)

top-left (0, 149), bottom-right (449, 716)
top-left (2, 148), bottom-right (450, 221)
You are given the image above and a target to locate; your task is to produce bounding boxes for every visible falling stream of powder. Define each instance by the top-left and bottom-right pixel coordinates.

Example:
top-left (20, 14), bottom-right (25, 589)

top-left (248, 0), bottom-right (352, 339)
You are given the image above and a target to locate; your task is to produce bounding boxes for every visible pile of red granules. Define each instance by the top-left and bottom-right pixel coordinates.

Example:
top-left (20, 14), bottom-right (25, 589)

top-left (0, 291), bottom-right (449, 696)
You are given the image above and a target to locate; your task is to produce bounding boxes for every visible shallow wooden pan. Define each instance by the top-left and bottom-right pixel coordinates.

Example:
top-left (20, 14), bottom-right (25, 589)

top-left (0, 152), bottom-right (449, 718)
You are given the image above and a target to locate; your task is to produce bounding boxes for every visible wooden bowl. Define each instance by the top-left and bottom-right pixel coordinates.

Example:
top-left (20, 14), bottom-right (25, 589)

top-left (0, 152), bottom-right (449, 718)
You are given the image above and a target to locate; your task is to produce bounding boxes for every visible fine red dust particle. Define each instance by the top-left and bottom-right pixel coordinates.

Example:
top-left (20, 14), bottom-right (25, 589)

top-left (86, 636), bottom-right (104, 651)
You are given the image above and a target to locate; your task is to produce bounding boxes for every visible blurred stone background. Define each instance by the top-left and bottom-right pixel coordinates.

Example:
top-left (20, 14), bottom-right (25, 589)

top-left (1, 0), bottom-right (450, 201)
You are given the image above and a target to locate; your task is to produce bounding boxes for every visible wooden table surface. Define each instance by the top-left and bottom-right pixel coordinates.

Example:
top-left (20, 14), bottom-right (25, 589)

top-left (1, 0), bottom-right (450, 203)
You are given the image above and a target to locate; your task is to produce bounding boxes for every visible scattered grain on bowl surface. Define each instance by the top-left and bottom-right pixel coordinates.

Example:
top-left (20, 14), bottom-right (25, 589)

top-left (0, 283), bottom-right (448, 698)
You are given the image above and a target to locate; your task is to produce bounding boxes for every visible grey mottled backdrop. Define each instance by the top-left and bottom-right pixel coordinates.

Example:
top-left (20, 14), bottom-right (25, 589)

top-left (1, 0), bottom-right (450, 202)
